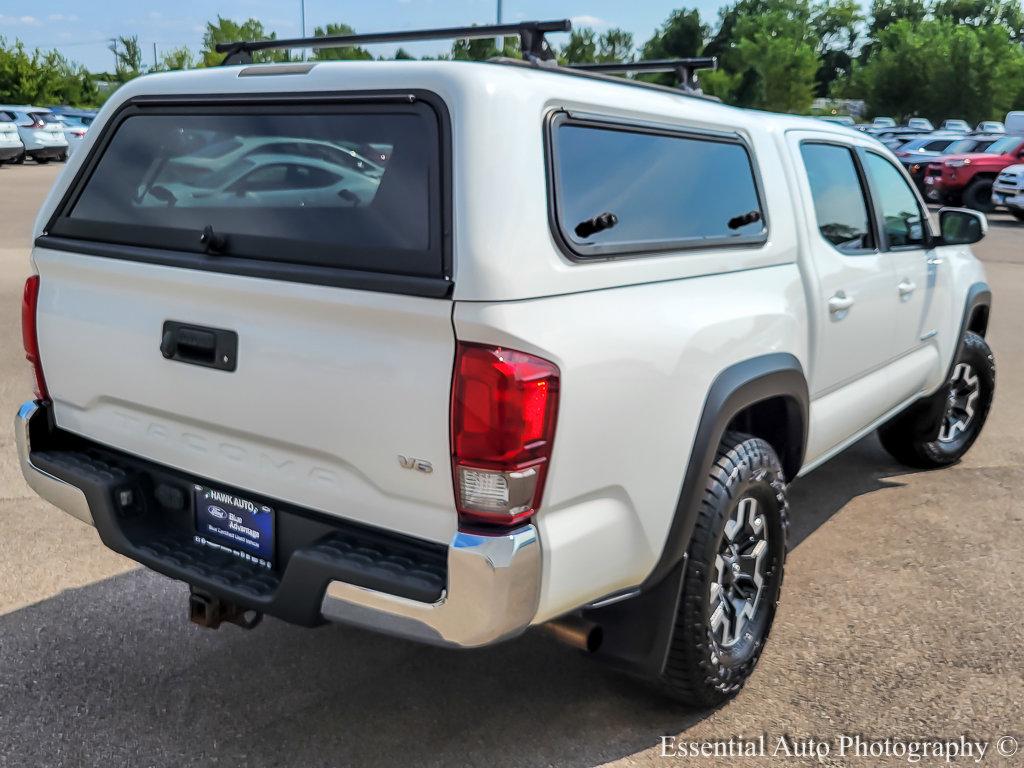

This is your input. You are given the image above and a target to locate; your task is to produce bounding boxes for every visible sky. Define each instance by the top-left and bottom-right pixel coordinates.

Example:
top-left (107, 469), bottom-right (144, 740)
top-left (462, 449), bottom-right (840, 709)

top-left (0, 0), bottom-right (730, 72)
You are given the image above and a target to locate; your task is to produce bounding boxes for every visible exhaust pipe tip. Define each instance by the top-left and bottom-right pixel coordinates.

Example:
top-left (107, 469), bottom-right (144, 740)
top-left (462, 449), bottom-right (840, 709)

top-left (542, 615), bottom-right (603, 653)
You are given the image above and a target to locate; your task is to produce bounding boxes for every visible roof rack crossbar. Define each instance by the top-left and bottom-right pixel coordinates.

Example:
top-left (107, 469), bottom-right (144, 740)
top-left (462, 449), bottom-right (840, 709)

top-left (568, 57), bottom-right (718, 91)
top-left (217, 19), bottom-right (572, 65)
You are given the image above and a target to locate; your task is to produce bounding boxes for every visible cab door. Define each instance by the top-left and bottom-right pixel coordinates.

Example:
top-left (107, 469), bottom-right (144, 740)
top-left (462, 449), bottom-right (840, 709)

top-left (861, 150), bottom-right (952, 398)
top-left (790, 137), bottom-right (902, 460)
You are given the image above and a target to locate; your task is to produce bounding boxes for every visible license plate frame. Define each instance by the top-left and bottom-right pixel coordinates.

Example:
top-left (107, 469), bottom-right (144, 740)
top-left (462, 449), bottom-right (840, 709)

top-left (194, 485), bottom-right (275, 569)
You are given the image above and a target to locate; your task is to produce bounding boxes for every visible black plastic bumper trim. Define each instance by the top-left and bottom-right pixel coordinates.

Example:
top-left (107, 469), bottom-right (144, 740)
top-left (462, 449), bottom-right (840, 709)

top-left (27, 414), bottom-right (448, 626)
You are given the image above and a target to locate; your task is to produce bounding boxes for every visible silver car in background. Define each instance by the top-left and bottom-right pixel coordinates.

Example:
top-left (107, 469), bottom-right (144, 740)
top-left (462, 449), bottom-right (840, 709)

top-left (0, 110), bottom-right (25, 164)
top-left (50, 108), bottom-right (97, 157)
top-left (0, 106), bottom-right (69, 163)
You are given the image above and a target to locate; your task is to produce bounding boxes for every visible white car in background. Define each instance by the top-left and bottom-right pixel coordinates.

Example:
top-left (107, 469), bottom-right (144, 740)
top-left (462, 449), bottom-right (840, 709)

top-left (0, 110), bottom-right (25, 164)
top-left (992, 164), bottom-right (1024, 221)
top-left (975, 120), bottom-right (1005, 133)
top-left (0, 106), bottom-right (68, 163)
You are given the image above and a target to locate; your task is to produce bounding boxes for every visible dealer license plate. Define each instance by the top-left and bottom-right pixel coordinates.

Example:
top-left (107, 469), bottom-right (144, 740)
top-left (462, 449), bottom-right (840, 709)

top-left (194, 485), bottom-right (275, 569)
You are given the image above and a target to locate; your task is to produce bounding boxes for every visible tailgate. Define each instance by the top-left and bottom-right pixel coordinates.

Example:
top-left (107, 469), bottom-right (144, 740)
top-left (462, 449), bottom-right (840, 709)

top-left (31, 93), bottom-right (458, 544)
top-left (34, 250), bottom-right (457, 544)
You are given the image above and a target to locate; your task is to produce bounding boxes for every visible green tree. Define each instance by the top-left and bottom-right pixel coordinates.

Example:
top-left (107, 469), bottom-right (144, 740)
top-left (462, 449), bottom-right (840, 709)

top-left (642, 9), bottom-right (707, 59)
top-left (640, 8), bottom-right (709, 87)
top-left (596, 29), bottom-right (634, 62)
top-left (109, 35), bottom-right (142, 82)
top-left (700, 0), bottom-right (818, 111)
top-left (813, 0), bottom-right (864, 95)
top-left (200, 17), bottom-right (288, 66)
top-left (153, 46), bottom-right (196, 72)
top-left (312, 23), bottom-right (372, 61)
top-left (859, 17), bottom-right (1024, 122)
top-left (560, 28), bottom-right (597, 63)
top-left (0, 39), bottom-right (100, 106)
top-left (451, 32), bottom-right (519, 61)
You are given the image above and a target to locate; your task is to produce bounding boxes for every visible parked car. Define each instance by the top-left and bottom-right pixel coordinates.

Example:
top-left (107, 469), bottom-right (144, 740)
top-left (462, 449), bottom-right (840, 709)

top-left (975, 121), bottom-right (1005, 133)
top-left (818, 115), bottom-right (855, 126)
top-left (924, 134), bottom-right (1024, 210)
top-left (895, 133), bottom-right (971, 189)
top-left (49, 109), bottom-right (97, 157)
top-left (161, 135), bottom-right (385, 184)
top-left (49, 106), bottom-right (98, 127)
top-left (870, 116), bottom-right (897, 128)
top-left (17, 44), bottom-right (994, 707)
top-left (0, 105), bottom-right (69, 162)
top-left (916, 134), bottom-right (1005, 191)
top-left (0, 110), bottom-right (25, 164)
top-left (940, 119), bottom-right (971, 132)
top-left (991, 164), bottom-right (1024, 220)
top-left (140, 153), bottom-right (381, 209)
top-left (906, 117), bottom-right (934, 131)
top-left (875, 127), bottom-right (928, 150)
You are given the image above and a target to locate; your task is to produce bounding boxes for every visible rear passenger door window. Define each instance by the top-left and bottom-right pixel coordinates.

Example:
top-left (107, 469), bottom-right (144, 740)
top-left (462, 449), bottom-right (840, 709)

top-left (799, 143), bottom-right (874, 253)
top-left (549, 115), bottom-right (766, 257)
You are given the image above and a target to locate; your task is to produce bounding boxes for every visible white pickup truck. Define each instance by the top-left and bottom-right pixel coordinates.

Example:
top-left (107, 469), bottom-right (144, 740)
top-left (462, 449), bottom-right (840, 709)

top-left (16, 23), bottom-right (994, 706)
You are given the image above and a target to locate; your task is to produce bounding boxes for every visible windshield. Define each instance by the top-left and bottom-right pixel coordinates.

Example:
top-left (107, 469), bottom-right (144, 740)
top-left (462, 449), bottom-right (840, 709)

top-left (986, 136), bottom-right (1022, 154)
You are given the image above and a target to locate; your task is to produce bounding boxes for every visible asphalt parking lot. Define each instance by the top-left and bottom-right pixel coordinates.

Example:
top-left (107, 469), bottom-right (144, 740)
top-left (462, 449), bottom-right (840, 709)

top-left (0, 162), bottom-right (1021, 767)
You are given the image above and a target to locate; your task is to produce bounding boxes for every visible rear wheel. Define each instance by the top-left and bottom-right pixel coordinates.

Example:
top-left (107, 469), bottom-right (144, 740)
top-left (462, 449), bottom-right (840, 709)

top-left (35, 157), bottom-right (49, 164)
top-left (878, 331), bottom-right (994, 468)
top-left (13, 153), bottom-right (25, 165)
top-left (1011, 209), bottom-right (1024, 222)
top-left (962, 178), bottom-right (995, 212)
top-left (659, 432), bottom-right (788, 706)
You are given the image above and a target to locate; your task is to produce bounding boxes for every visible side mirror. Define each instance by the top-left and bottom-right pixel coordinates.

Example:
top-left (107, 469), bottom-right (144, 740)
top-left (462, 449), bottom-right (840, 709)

top-left (937, 207), bottom-right (986, 246)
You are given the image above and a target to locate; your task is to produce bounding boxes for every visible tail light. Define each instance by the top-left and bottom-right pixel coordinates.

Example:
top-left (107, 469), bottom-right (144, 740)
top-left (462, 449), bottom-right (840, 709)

top-left (22, 276), bottom-right (49, 401)
top-left (451, 343), bottom-right (559, 527)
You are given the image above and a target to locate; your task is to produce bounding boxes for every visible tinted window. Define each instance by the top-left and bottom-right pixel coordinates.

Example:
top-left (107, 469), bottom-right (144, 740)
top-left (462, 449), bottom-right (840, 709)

top-left (552, 122), bottom-right (765, 255)
top-left (923, 139), bottom-right (954, 152)
top-left (800, 143), bottom-right (873, 252)
top-left (985, 136), bottom-right (1023, 154)
top-left (864, 153), bottom-right (925, 248)
top-left (55, 105), bottom-right (442, 277)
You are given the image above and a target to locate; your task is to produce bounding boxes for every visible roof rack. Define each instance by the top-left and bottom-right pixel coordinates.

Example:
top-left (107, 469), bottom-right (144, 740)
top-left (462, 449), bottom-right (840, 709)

top-left (568, 58), bottom-right (718, 92)
top-left (217, 19), bottom-right (572, 65)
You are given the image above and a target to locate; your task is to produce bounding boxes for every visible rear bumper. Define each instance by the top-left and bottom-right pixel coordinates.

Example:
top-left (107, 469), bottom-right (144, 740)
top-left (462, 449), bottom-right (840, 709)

top-left (16, 400), bottom-right (541, 647)
top-left (27, 146), bottom-right (65, 159)
top-left (0, 146), bottom-right (22, 161)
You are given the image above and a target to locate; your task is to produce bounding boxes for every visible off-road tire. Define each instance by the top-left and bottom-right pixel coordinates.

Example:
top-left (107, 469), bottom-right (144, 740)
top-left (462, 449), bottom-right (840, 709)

top-left (962, 178), bottom-right (995, 212)
top-left (878, 331), bottom-right (994, 468)
top-left (660, 431), bottom-right (788, 707)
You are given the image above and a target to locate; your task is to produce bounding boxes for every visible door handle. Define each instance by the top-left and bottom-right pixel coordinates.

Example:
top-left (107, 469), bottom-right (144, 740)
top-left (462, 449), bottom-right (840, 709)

top-left (898, 279), bottom-right (916, 296)
top-left (927, 256), bottom-right (943, 266)
top-left (161, 321), bottom-right (238, 371)
top-left (828, 291), bottom-right (854, 314)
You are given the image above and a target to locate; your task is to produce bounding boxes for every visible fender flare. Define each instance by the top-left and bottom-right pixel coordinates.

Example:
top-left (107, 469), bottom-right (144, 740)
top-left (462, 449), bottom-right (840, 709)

top-left (900, 281), bottom-right (991, 439)
top-left (643, 351), bottom-right (808, 590)
top-left (950, 282), bottom-right (991, 377)
top-left (586, 352), bottom-right (808, 676)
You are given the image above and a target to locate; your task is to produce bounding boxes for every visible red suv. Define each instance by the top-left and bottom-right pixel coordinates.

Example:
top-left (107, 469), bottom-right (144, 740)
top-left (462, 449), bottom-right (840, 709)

top-left (924, 134), bottom-right (1024, 211)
